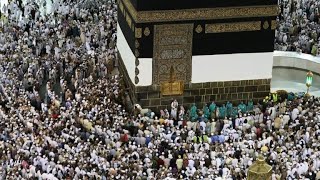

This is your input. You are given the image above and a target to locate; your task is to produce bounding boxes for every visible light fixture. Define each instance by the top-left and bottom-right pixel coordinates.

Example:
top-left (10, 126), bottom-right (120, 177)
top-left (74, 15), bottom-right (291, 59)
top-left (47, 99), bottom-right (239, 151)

top-left (305, 71), bottom-right (313, 97)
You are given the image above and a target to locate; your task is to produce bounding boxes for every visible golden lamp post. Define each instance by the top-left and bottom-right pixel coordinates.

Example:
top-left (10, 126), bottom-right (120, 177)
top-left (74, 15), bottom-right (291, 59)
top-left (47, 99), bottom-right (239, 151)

top-left (247, 155), bottom-right (272, 180)
top-left (305, 71), bottom-right (313, 97)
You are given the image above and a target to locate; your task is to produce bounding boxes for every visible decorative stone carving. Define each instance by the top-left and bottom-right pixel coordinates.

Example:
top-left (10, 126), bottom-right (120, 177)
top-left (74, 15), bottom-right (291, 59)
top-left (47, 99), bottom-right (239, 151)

top-left (205, 21), bottom-right (261, 33)
top-left (135, 58), bottom-right (140, 66)
top-left (135, 28), bottom-right (142, 38)
top-left (121, 0), bottom-right (279, 23)
top-left (160, 49), bottom-right (185, 60)
top-left (135, 49), bottom-right (140, 57)
top-left (195, 25), bottom-right (203, 33)
top-left (135, 76), bottom-right (139, 84)
top-left (153, 24), bottom-right (193, 84)
top-left (135, 40), bottom-right (140, 48)
top-left (271, 20), bottom-right (277, 30)
top-left (263, 21), bottom-right (269, 29)
top-left (144, 27), bottom-right (150, 36)
top-left (159, 36), bottom-right (188, 46)
top-left (135, 67), bottom-right (140, 75)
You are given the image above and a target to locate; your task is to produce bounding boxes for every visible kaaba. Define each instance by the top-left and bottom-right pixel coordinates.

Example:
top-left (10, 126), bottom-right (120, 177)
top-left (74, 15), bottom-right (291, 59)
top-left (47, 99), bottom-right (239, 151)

top-left (117, 0), bottom-right (279, 111)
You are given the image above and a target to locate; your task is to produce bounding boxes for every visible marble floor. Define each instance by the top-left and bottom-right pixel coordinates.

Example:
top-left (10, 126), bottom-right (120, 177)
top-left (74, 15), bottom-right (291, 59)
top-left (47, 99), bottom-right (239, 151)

top-left (271, 68), bottom-right (320, 96)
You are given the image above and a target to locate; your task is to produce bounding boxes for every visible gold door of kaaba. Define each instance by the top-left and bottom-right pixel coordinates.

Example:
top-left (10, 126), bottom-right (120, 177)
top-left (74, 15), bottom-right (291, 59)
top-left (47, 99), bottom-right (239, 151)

top-left (152, 24), bottom-right (194, 84)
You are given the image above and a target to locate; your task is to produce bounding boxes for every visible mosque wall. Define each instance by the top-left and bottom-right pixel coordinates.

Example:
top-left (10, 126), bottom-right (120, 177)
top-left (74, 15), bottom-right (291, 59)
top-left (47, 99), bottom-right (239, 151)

top-left (192, 52), bottom-right (274, 83)
top-left (129, 0), bottom-right (278, 11)
top-left (137, 58), bottom-right (153, 86)
top-left (125, 52), bottom-right (320, 111)
top-left (117, 24), bottom-right (136, 85)
top-left (118, 53), bottom-right (271, 112)
top-left (117, 25), bottom-right (153, 86)
top-left (117, 0), bottom-right (278, 111)
top-left (118, 24), bottom-right (275, 87)
top-left (131, 78), bottom-right (271, 112)
top-left (118, 52), bottom-right (271, 112)
top-left (131, 52), bottom-right (274, 86)
top-left (118, 2), bottom-right (136, 53)
top-left (129, 19), bottom-right (277, 58)
top-left (118, 0), bottom-right (278, 59)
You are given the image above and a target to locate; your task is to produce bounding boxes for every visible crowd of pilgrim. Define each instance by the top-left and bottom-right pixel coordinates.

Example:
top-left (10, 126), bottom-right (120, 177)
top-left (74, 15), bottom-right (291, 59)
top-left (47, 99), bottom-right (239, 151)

top-left (0, 0), bottom-right (320, 179)
top-left (275, 0), bottom-right (320, 56)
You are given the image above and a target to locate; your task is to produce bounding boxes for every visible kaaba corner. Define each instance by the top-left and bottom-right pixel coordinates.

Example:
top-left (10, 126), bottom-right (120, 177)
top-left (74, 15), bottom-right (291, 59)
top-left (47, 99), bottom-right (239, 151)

top-left (117, 0), bottom-right (279, 111)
